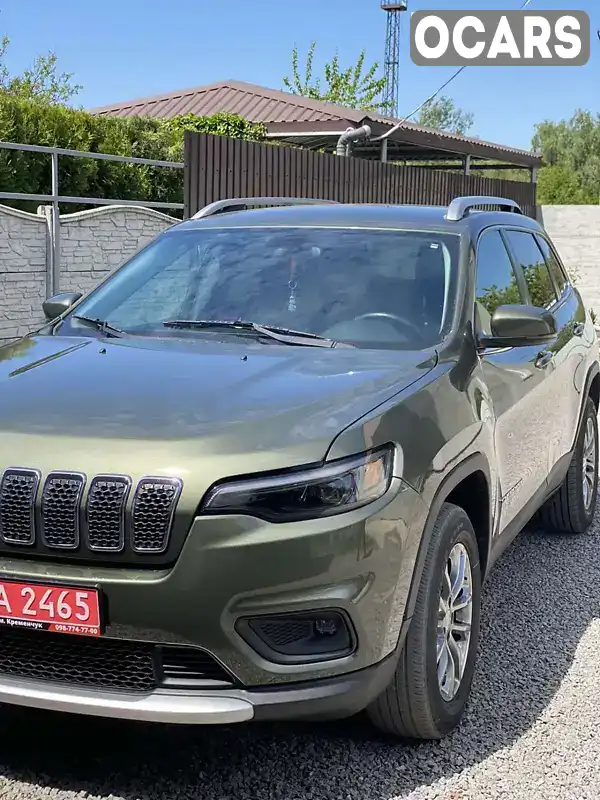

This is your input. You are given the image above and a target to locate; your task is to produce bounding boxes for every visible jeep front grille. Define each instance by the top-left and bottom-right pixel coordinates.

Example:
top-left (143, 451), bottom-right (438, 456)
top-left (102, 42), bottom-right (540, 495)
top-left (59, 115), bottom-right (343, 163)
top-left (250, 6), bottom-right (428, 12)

top-left (0, 469), bottom-right (185, 564)
top-left (86, 475), bottom-right (131, 553)
top-left (0, 469), bottom-right (40, 546)
top-left (41, 472), bottom-right (85, 549)
top-left (0, 628), bottom-right (236, 692)
top-left (131, 478), bottom-right (183, 553)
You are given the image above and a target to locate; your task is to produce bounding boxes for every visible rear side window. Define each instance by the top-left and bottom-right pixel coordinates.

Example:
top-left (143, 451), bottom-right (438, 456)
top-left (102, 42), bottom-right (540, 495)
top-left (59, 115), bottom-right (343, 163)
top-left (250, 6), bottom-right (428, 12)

top-left (535, 235), bottom-right (569, 297)
top-left (503, 229), bottom-right (558, 310)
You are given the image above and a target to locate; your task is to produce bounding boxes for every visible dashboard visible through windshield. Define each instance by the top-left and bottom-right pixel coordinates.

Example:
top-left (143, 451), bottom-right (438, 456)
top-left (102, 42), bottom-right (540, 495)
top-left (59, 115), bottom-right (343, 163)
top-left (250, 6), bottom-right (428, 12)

top-left (57, 225), bottom-right (460, 350)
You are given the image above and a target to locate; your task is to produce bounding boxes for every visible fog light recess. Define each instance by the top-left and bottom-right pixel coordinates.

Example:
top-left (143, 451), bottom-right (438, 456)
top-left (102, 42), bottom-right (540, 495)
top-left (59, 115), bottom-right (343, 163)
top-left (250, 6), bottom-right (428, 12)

top-left (236, 610), bottom-right (356, 665)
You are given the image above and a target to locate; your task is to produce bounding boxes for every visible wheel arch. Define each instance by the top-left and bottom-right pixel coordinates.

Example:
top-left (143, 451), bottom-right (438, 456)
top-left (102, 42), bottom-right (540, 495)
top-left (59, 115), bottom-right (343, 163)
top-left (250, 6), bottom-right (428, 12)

top-left (571, 362), bottom-right (600, 455)
top-left (401, 454), bottom-right (492, 634)
top-left (586, 363), bottom-right (600, 411)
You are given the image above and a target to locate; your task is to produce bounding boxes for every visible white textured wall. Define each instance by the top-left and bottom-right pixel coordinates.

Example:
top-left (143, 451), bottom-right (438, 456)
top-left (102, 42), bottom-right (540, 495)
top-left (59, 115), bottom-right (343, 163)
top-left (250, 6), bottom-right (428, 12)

top-left (538, 206), bottom-right (600, 316)
top-left (0, 205), bottom-right (47, 342)
top-left (0, 204), bottom-right (178, 345)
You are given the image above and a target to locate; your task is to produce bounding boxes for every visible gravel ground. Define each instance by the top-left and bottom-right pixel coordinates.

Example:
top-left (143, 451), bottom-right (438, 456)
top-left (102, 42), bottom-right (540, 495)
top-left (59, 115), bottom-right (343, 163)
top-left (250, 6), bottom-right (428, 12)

top-left (1, 516), bottom-right (600, 800)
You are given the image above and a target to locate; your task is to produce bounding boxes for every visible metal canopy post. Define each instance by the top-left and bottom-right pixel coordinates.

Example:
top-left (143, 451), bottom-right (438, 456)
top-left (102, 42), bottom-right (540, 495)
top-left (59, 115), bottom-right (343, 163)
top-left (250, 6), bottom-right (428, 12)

top-left (381, 139), bottom-right (388, 164)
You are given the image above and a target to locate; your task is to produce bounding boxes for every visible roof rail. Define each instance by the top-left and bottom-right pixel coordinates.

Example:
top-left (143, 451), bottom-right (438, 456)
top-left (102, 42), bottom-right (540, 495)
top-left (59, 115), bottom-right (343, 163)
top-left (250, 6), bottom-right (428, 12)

top-left (445, 196), bottom-right (523, 222)
top-left (192, 197), bottom-right (339, 220)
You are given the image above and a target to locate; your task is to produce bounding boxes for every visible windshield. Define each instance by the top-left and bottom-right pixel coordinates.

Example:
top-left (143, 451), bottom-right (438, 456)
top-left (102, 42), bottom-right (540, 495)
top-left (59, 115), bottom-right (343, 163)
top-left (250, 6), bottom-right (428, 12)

top-left (57, 225), bottom-right (460, 350)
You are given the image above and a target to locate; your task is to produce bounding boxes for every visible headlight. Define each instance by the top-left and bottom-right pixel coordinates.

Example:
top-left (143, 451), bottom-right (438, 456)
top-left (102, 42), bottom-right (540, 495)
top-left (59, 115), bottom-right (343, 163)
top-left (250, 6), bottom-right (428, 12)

top-left (200, 445), bottom-right (395, 523)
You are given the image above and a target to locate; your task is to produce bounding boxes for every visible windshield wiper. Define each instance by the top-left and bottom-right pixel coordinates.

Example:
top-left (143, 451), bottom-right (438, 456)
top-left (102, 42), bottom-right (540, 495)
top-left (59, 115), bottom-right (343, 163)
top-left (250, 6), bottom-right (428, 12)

top-left (162, 319), bottom-right (351, 348)
top-left (71, 315), bottom-right (127, 338)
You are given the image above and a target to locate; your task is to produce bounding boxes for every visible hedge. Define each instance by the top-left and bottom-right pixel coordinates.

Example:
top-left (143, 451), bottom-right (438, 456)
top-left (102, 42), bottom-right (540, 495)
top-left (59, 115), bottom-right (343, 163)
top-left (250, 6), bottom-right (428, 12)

top-left (0, 92), bottom-right (266, 214)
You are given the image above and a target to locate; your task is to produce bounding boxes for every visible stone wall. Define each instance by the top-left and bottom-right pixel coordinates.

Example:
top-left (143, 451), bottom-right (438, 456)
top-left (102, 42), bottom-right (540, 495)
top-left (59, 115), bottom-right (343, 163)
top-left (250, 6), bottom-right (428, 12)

top-left (0, 204), bottom-right (178, 345)
top-left (538, 205), bottom-right (600, 316)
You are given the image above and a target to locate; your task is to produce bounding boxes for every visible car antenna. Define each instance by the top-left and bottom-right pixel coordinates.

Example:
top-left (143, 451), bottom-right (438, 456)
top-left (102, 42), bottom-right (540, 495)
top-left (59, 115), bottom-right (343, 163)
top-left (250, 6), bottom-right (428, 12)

top-left (372, 0), bottom-right (535, 143)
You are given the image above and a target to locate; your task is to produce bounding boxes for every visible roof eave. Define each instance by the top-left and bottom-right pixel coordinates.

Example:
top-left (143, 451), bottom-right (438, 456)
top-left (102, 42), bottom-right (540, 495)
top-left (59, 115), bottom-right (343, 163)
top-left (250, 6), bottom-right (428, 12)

top-left (266, 119), bottom-right (541, 168)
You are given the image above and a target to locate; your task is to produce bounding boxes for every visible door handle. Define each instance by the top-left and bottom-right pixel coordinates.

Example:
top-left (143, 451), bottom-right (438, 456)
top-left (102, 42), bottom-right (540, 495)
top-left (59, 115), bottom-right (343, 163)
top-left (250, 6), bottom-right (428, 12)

top-left (535, 350), bottom-right (554, 369)
top-left (573, 322), bottom-right (585, 337)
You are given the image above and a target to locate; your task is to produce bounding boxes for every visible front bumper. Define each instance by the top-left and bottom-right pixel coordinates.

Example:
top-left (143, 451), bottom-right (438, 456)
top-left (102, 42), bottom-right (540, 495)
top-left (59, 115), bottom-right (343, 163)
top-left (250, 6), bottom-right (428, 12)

top-left (0, 477), bottom-right (424, 693)
top-left (0, 675), bottom-right (254, 724)
top-left (0, 653), bottom-right (398, 724)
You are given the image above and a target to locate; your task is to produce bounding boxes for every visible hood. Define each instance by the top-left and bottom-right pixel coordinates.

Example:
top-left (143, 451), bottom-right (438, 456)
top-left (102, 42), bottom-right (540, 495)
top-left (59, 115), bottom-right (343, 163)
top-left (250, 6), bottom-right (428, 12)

top-left (0, 334), bottom-right (436, 481)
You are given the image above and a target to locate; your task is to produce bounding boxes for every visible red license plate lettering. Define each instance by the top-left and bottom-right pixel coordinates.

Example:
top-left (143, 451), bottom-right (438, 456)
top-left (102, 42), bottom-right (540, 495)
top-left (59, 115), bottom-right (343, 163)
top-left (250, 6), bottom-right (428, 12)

top-left (0, 580), bottom-right (101, 636)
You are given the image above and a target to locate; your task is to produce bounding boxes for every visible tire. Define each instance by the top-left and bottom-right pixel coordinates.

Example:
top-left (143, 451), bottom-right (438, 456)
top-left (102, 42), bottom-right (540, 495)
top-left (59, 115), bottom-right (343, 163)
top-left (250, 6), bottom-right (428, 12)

top-left (537, 396), bottom-right (599, 534)
top-left (367, 502), bottom-right (482, 740)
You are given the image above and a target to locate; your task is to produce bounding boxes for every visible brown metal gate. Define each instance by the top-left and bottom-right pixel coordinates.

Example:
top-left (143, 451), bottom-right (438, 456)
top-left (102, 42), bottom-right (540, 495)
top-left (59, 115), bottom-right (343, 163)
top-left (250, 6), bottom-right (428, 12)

top-left (184, 131), bottom-right (537, 219)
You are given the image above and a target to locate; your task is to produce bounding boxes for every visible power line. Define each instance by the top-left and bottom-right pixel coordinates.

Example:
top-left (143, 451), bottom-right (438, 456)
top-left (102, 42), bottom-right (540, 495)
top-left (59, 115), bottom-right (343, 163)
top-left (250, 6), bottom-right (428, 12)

top-left (374, 0), bottom-right (535, 141)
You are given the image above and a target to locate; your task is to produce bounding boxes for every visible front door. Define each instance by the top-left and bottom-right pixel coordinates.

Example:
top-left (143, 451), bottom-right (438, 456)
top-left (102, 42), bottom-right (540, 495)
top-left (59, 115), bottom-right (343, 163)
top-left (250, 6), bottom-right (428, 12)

top-left (474, 227), bottom-right (554, 534)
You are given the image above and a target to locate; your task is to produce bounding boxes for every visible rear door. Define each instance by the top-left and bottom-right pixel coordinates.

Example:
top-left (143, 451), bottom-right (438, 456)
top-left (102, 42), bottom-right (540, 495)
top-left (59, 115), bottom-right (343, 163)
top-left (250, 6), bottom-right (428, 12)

top-left (474, 227), bottom-right (554, 534)
top-left (534, 232), bottom-right (586, 461)
top-left (503, 228), bottom-right (583, 476)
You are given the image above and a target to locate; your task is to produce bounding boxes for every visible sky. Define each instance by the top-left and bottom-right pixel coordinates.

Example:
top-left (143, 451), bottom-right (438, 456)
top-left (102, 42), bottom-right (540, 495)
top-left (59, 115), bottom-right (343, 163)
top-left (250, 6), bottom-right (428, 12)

top-left (1, 0), bottom-right (598, 151)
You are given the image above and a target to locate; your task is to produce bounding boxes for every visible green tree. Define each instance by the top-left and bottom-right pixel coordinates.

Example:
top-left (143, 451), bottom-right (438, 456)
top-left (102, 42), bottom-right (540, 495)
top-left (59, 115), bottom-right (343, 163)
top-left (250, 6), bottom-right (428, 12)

top-left (536, 165), bottom-right (587, 205)
top-left (0, 35), bottom-right (81, 104)
top-left (416, 95), bottom-right (474, 135)
top-left (283, 42), bottom-right (386, 112)
top-left (167, 112), bottom-right (265, 144)
top-left (533, 110), bottom-right (600, 204)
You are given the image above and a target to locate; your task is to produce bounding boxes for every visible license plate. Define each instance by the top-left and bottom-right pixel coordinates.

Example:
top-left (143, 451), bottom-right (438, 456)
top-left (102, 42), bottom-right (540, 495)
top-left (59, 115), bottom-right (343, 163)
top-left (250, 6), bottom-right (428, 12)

top-left (0, 579), bottom-right (102, 637)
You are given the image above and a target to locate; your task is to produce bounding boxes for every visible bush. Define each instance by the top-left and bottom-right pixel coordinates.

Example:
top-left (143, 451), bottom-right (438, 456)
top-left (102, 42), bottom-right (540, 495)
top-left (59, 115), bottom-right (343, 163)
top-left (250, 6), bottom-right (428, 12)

top-left (0, 92), bottom-right (266, 213)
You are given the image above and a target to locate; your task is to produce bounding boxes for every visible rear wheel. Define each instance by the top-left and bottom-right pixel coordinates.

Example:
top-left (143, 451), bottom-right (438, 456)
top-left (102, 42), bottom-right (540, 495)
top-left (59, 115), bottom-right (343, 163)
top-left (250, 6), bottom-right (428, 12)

top-left (537, 396), bottom-right (598, 534)
top-left (368, 503), bottom-right (481, 740)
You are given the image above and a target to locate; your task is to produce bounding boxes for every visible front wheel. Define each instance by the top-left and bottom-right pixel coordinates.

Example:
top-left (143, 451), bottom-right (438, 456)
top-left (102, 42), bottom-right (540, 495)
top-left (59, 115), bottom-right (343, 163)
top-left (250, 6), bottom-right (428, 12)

top-left (368, 503), bottom-right (482, 740)
top-left (537, 396), bottom-right (598, 534)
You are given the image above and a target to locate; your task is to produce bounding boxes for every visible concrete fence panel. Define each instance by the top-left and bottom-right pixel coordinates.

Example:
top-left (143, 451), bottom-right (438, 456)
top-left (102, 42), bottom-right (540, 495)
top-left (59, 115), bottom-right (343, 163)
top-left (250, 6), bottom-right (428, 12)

top-left (60, 206), bottom-right (178, 297)
top-left (0, 204), bottom-right (178, 345)
top-left (0, 204), bottom-right (47, 342)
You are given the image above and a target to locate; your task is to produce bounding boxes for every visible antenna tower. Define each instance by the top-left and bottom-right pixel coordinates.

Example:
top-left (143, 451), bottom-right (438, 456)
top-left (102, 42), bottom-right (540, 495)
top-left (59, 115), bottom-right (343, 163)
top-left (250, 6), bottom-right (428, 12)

top-left (381, 0), bottom-right (407, 118)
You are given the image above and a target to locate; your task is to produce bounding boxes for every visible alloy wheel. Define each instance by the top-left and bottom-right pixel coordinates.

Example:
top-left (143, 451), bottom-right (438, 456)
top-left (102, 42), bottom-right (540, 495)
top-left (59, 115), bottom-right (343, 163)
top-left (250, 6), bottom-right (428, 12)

top-left (582, 416), bottom-right (597, 512)
top-left (436, 543), bottom-right (473, 702)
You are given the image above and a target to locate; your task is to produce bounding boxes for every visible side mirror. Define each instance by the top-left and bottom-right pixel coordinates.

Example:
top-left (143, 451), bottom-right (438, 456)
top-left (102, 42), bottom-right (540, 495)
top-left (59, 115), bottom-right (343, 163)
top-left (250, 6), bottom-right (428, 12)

top-left (42, 292), bottom-right (83, 321)
top-left (479, 304), bottom-right (557, 349)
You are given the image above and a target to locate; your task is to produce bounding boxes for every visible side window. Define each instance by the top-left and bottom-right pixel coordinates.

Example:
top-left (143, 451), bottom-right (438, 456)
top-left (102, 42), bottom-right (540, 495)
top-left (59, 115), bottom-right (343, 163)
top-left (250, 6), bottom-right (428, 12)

top-left (503, 229), bottom-right (558, 309)
top-left (535, 235), bottom-right (569, 297)
top-left (475, 229), bottom-right (523, 333)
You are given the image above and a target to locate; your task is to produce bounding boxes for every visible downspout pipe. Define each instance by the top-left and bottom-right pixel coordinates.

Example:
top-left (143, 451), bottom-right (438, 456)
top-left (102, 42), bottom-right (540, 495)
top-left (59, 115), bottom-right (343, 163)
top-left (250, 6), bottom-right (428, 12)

top-left (335, 124), bottom-right (372, 157)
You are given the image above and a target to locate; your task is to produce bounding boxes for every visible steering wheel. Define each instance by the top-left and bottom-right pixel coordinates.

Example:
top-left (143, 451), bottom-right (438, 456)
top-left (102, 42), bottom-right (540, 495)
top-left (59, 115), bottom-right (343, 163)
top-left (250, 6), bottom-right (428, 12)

top-left (351, 312), bottom-right (427, 342)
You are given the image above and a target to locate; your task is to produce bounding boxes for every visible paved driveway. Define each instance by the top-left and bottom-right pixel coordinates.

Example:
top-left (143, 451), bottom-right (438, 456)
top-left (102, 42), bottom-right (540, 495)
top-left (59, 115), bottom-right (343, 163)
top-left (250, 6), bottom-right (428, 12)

top-left (0, 515), bottom-right (599, 800)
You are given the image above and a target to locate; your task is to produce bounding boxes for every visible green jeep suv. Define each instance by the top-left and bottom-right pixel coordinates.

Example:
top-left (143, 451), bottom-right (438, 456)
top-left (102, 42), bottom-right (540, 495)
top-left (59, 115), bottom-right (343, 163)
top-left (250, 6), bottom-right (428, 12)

top-left (0, 195), bottom-right (597, 740)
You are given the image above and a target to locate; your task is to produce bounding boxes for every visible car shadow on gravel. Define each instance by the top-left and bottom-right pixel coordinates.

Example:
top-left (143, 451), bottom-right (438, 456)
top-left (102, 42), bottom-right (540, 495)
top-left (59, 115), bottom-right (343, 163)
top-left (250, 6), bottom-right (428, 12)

top-left (1, 521), bottom-right (600, 800)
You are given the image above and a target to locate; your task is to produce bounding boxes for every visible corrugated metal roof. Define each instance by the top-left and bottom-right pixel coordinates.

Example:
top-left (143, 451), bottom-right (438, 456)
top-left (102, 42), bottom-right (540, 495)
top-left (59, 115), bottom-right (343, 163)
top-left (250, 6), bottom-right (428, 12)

top-left (90, 80), bottom-right (351, 124)
top-left (89, 80), bottom-right (540, 165)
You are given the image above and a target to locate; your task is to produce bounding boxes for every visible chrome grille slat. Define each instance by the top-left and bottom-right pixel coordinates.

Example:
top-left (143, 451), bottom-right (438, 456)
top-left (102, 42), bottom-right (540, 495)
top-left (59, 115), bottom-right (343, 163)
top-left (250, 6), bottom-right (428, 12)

top-left (40, 472), bottom-right (86, 550)
top-left (0, 468), bottom-right (40, 546)
top-left (86, 475), bottom-right (131, 553)
top-left (131, 477), bottom-right (183, 553)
